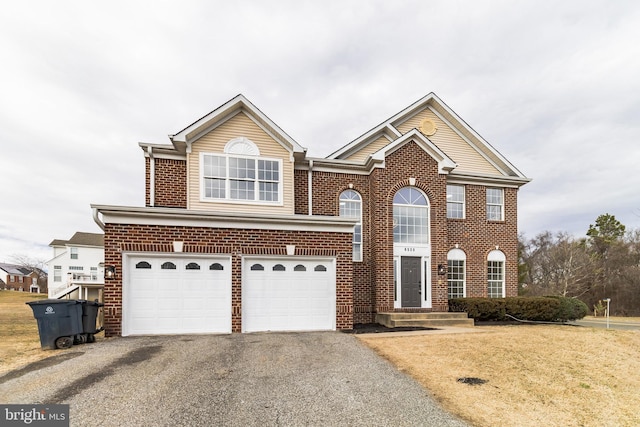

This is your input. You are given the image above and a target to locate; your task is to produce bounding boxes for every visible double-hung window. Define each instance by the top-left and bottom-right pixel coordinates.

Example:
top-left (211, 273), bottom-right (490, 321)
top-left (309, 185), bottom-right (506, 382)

top-left (202, 153), bottom-right (281, 203)
top-left (446, 185), bottom-right (465, 219)
top-left (486, 188), bottom-right (504, 221)
top-left (70, 247), bottom-right (78, 259)
top-left (487, 250), bottom-right (506, 298)
top-left (447, 249), bottom-right (466, 299)
top-left (339, 190), bottom-right (362, 261)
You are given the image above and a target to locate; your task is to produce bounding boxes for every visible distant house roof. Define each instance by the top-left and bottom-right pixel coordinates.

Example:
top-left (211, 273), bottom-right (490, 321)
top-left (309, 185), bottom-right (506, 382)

top-left (0, 263), bottom-right (31, 276)
top-left (49, 232), bottom-right (104, 248)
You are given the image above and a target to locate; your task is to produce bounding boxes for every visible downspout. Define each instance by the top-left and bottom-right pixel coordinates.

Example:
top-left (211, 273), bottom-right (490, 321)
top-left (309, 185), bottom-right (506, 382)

top-left (92, 207), bottom-right (105, 231)
top-left (308, 160), bottom-right (313, 215)
top-left (148, 146), bottom-right (155, 207)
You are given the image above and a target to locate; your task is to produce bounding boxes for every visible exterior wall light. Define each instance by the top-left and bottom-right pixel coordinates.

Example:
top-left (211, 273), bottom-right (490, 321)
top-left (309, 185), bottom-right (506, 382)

top-left (105, 265), bottom-right (116, 279)
top-left (437, 264), bottom-right (447, 275)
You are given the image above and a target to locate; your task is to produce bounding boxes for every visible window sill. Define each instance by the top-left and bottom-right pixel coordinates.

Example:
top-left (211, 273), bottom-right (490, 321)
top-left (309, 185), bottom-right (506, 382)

top-left (199, 198), bottom-right (284, 208)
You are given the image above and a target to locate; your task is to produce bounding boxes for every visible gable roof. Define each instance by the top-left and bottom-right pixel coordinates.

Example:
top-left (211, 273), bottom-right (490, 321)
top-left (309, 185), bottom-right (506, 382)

top-left (48, 232), bottom-right (104, 248)
top-left (0, 263), bottom-right (31, 276)
top-left (327, 92), bottom-right (529, 184)
top-left (168, 94), bottom-right (306, 159)
top-left (371, 129), bottom-right (457, 174)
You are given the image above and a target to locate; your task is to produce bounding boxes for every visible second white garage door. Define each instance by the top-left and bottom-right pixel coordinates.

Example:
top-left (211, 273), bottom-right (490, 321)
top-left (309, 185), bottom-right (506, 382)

top-left (124, 256), bottom-right (231, 336)
top-left (242, 258), bottom-right (336, 333)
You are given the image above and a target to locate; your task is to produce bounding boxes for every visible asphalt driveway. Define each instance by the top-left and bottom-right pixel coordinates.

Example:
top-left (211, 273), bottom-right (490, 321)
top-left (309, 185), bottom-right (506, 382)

top-left (0, 332), bottom-right (468, 426)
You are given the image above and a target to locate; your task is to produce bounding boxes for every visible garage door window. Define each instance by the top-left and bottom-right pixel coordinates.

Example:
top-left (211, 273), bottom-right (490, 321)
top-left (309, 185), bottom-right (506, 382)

top-left (294, 265), bottom-right (306, 271)
top-left (136, 261), bottom-right (152, 269)
top-left (161, 262), bottom-right (177, 270)
top-left (210, 263), bottom-right (224, 270)
top-left (314, 265), bottom-right (327, 272)
top-left (273, 264), bottom-right (286, 271)
top-left (186, 262), bottom-right (201, 270)
top-left (250, 264), bottom-right (264, 271)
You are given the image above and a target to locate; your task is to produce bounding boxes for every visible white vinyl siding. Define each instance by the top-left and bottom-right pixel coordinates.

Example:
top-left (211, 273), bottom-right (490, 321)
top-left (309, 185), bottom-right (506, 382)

top-left (395, 108), bottom-right (501, 176)
top-left (342, 134), bottom-right (391, 162)
top-left (187, 112), bottom-right (295, 214)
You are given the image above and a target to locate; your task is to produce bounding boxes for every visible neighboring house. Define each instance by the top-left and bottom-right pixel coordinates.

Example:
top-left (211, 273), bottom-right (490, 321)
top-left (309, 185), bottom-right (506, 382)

top-left (0, 263), bottom-right (38, 292)
top-left (46, 232), bottom-right (105, 301)
top-left (92, 93), bottom-right (529, 337)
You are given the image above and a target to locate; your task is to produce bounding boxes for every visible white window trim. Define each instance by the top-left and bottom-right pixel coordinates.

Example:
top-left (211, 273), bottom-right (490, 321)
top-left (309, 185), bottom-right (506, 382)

top-left (446, 184), bottom-right (465, 219)
top-left (447, 248), bottom-right (466, 298)
top-left (200, 152), bottom-right (284, 206)
top-left (487, 250), bottom-right (506, 298)
top-left (53, 266), bottom-right (62, 282)
top-left (486, 188), bottom-right (504, 221)
top-left (393, 187), bottom-right (430, 245)
top-left (339, 190), bottom-right (362, 262)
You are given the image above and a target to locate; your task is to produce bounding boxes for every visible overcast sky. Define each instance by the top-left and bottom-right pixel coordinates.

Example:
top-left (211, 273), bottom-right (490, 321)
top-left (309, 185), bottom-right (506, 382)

top-left (2, 0), bottom-right (639, 264)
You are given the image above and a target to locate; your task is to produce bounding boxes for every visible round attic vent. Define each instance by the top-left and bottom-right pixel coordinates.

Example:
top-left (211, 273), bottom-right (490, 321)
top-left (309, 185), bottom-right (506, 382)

top-left (419, 118), bottom-right (437, 136)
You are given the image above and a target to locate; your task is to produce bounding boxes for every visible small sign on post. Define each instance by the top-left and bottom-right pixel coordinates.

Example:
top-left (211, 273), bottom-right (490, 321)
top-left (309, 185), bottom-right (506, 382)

top-left (603, 298), bottom-right (611, 329)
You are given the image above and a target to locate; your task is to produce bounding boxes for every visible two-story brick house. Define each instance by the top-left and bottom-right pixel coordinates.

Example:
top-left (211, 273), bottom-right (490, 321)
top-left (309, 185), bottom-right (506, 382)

top-left (92, 93), bottom-right (529, 337)
top-left (0, 263), bottom-right (38, 292)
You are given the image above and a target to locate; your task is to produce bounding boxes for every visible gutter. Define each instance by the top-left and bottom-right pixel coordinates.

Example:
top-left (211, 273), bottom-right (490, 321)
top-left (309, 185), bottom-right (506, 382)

top-left (90, 204), bottom-right (356, 234)
top-left (92, 207), bottom-right (105, 231)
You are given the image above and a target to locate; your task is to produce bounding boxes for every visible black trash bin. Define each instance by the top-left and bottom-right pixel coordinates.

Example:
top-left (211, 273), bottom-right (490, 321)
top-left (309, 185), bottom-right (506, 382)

top-left (26, 299), bottom-right (83, 350)
top-left (76, 300), bottom-right (104, 344)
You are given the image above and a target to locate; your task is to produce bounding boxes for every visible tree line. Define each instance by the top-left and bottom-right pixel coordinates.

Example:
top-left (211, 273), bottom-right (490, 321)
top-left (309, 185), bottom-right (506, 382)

top-left (519, 214), bottom-right (640, 316)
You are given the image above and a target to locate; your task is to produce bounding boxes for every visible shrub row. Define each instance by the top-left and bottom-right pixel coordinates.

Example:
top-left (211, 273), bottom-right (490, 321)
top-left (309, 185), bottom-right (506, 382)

top-left (448, 296), bottom-right (588, 322)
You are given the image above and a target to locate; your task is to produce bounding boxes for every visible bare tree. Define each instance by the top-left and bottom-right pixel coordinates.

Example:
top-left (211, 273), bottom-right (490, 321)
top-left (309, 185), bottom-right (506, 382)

top-left (520, 215), bottom-right (640, 316)
top-left (520, 232), bottom-right (593, 298)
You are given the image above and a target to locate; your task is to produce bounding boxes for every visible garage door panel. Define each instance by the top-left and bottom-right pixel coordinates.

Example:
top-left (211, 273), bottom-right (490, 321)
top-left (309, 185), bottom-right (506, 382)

top-left (124, 256), bottom-right (231, 336)
top-left (243, 258), bottom-right (335, 333)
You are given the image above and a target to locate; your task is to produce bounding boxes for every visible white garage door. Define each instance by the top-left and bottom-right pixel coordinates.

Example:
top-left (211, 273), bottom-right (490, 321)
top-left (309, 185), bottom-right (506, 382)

top-left (242, 258), bottom-right (335, 333)
top-left (124, 256), bottom-right (231, 336)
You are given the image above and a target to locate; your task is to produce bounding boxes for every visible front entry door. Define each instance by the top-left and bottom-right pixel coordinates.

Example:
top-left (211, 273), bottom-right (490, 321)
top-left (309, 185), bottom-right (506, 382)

top-left (401, 256), bottom-right (421, 307)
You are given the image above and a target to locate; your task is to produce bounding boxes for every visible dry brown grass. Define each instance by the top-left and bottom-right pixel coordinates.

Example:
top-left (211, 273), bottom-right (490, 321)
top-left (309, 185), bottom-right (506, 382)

top-left (0, 291), bottom-right (53, 375)
top-left (359, 325), bottom-right (640, 427)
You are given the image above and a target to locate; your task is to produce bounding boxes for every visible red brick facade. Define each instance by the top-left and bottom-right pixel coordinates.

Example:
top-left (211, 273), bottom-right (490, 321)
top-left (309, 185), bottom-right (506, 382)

top-left (1, 272), bottom-right (35, 291)
top-left (145, 158), bottom-right (187, 208)
top-left (103, 224), bottom-right (353, 336)
top-left (103, 94), bottom-right (526, 336)
top-left (293, 142), bottom-right (520, 323)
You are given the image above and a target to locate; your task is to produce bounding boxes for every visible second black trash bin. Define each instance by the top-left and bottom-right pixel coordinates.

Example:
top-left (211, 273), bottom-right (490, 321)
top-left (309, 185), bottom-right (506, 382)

top-left (26, 299), bottom-right (83, 350)
top-left (76, 299), bottom-right (104, 344)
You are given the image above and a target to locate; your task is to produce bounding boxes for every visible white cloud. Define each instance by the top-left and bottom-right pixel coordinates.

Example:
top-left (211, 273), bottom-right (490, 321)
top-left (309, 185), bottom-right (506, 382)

top-left (1, 0), bottom-right (640, 262)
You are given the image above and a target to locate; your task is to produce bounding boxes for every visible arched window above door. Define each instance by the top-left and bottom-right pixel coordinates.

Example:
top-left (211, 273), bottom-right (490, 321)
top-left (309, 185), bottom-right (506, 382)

top-left (393, 187), bottom-right (429, 244)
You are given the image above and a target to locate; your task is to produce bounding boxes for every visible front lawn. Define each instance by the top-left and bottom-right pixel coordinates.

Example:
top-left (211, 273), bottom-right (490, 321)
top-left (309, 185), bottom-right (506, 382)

top-left (359, 325), bottom-right (640, 427)
top-left (0, 291), bottom-right (52, 375)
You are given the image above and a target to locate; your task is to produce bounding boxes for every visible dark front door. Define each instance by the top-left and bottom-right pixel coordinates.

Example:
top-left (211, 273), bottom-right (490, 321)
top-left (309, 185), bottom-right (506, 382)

top-left (401, 256), bottom-right (421, 307)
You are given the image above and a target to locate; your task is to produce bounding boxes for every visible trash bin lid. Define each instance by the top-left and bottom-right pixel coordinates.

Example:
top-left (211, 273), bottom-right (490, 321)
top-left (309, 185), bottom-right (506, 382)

top-left (26, 299), bottom-right (81, 306)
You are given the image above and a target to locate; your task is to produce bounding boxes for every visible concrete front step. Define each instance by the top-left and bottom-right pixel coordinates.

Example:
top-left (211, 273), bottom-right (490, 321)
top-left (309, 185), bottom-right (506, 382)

top-left (375, 312), bottom-right (474, 328)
